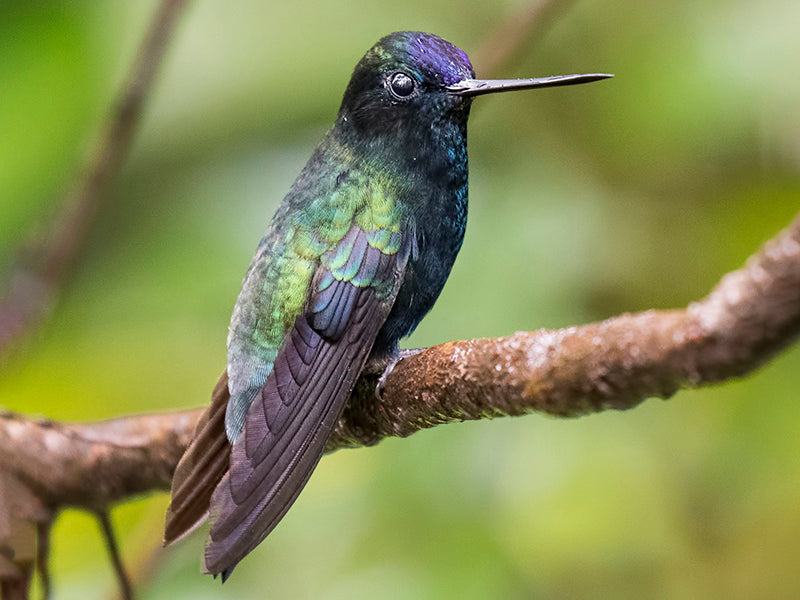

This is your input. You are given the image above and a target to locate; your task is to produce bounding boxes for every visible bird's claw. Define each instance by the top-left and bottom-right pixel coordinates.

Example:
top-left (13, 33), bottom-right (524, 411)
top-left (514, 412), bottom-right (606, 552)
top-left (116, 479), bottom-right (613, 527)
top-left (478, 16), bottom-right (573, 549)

top-left (374, 348), bottom-right (424, 401)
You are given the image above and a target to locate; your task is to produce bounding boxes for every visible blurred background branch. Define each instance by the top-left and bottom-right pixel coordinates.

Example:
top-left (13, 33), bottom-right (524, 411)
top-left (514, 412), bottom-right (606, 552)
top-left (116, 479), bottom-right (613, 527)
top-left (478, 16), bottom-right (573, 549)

top-left (0, 0), bottom-right (189, 362)
top-left (472, 0), bottom-right (575, 76)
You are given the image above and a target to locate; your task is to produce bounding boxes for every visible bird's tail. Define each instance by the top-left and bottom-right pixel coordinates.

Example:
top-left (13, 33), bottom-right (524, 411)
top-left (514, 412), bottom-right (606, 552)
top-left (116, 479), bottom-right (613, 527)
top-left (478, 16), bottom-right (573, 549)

top-left (164, 371), bottom-right (231, 545)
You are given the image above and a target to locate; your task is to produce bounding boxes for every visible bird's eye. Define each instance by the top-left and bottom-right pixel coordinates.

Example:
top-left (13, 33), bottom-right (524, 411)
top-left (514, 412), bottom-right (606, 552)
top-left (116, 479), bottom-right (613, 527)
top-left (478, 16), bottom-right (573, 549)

top-left (387, 72), bottom-right (416, 99)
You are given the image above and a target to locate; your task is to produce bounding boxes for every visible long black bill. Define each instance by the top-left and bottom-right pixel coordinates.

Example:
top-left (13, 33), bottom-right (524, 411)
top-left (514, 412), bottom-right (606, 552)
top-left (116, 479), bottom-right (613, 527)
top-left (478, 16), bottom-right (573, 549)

top-left (447, 73), bottom-right (613, 97)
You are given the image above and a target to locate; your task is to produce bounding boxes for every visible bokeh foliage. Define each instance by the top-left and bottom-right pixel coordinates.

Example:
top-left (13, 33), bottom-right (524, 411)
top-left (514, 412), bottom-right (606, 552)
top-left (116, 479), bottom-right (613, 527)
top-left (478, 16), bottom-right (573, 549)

top-left (1, 1), bottom-right (799, 598)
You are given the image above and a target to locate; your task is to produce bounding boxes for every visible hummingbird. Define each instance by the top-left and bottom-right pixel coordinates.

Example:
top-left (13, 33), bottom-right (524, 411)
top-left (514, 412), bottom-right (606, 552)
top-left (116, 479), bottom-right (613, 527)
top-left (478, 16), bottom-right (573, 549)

top-left (164, 31), bottom-right (610, 579)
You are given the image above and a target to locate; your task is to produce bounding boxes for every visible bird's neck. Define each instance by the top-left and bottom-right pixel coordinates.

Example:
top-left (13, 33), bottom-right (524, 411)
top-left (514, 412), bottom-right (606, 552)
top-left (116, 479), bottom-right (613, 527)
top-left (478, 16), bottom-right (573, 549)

top-left (332, 114), bottom-right (470, 215)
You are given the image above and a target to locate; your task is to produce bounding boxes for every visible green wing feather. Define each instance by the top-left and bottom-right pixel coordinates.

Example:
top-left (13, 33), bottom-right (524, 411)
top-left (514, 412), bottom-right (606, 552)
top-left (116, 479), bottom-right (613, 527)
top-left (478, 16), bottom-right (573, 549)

top-left (164, 168), bottom-right (410, 575)
top-left (204, 219), bottom-right (410, 577)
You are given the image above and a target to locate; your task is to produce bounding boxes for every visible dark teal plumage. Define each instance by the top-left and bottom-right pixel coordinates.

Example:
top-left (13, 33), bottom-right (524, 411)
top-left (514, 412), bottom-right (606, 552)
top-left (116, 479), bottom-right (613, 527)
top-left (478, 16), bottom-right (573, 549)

top-left (164, 30), bottom-right (610, 580)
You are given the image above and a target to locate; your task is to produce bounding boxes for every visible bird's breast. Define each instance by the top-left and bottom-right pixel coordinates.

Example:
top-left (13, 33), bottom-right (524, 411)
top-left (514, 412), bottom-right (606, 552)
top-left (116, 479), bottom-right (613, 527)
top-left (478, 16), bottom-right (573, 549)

top-left (371, 180), bottom-right (468, 356)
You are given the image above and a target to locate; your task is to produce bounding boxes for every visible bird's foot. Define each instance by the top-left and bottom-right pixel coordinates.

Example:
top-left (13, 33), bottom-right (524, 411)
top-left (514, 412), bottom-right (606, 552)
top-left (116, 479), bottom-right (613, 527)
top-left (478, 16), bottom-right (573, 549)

top-left (375, 348), bottom-right (424, 401)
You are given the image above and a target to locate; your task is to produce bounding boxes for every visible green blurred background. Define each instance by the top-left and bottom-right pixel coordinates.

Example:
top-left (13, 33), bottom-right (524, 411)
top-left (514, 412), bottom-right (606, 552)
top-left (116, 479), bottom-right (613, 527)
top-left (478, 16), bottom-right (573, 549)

top-left (2, 1), bottom-right (800, 598)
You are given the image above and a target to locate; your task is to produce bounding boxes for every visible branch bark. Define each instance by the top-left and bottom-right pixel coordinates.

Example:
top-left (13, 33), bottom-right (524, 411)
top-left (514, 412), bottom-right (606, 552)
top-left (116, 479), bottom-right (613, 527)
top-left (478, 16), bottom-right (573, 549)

top-left (332, 210), bottom-right (800, 446)
top-left (0, 212), bottom-right (798, 556)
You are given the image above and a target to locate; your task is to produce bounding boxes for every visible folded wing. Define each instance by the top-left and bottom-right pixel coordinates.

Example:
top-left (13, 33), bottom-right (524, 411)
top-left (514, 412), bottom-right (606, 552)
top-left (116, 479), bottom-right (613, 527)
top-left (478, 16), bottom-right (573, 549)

top-left (203, 225), bottom-right (408, 577)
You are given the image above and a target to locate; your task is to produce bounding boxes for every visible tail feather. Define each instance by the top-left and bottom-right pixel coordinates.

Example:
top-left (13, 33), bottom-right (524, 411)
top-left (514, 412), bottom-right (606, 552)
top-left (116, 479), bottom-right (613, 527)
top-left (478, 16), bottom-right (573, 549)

top-left (164, 371), bottom-right (231, 545)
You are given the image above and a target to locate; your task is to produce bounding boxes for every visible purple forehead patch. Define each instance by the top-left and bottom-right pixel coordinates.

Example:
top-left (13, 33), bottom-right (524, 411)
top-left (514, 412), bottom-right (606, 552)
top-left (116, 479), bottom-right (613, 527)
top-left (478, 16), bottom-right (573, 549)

top-left (406, 33), bottom-right (474, 85)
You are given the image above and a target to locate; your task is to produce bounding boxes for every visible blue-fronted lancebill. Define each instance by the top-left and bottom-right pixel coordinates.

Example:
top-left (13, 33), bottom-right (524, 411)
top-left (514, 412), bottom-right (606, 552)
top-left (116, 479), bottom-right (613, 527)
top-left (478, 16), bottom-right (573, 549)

top-left (164, 31), bottom-right (611, 579)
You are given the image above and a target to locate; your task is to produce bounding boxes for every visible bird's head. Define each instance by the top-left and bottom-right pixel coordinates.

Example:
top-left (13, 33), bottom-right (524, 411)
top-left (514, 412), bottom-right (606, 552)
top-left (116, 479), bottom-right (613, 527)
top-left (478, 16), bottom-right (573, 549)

top-left (338, 31), bottom-right (475, 139)
top-left (336, 31), bottom-right (611, 144)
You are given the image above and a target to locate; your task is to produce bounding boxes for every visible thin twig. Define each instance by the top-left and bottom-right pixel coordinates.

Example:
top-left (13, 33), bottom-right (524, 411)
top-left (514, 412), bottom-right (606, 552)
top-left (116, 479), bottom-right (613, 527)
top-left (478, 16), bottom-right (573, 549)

top-left (0, 0), bottom-right (190, 360)
top-left (35, 522), bottom-right (51, 600)
top-left (96, 511), bottom-right (133, 600)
